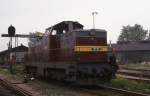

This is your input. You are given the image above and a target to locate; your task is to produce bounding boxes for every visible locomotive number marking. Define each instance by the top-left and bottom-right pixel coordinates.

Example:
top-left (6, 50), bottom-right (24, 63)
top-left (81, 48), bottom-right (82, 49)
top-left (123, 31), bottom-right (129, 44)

top-left (75, 46), bottom-right (107, 52)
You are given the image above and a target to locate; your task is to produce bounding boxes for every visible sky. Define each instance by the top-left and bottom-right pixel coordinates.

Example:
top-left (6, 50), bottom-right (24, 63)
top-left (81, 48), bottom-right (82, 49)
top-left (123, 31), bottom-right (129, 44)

top-left (0, 0), bottom-right (150, 51)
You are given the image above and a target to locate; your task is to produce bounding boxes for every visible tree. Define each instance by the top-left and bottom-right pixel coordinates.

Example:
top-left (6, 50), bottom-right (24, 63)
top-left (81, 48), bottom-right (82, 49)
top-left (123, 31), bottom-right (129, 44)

top-left (118, 24), bottom-right (148, 42)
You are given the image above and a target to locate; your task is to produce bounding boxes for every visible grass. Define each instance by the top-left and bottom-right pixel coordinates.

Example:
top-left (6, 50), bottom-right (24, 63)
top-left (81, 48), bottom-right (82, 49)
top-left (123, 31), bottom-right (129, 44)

top-left (0, 64), bottom-right (25, 78)
top-left (108, 76), bottom-right (150, 94)
top-left (0, 67), bottom-right (10, 75)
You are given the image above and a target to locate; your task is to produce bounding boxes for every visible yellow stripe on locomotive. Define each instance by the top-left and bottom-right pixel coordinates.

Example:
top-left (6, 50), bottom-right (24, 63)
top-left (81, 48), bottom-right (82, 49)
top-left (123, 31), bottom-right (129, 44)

top-left (74, 46), bottom-right (108, 52)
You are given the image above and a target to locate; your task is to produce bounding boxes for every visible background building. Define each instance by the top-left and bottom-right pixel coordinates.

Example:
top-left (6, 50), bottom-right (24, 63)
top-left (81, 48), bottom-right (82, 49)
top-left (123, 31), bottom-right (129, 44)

top-left (0, 44), bottom-right (28, 64)
top-left (111, 41), bottom-right (150, 64)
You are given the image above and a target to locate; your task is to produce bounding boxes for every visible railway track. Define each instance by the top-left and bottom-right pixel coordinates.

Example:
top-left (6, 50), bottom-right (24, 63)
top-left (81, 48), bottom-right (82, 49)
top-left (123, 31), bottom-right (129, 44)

top-left (48, 80), bottom-right (149, 96)
top-left (117, 68), bottom-right (150, 83)
top-left (97, 84), bottom-right (149, 96)
top-left (0, 77), bottom-right (33, 96)
top-left (0, 84), bottom-right (16, 96)
top-left (0, 77), bottom-right (149, 96)
top-left (70, 84), bottom-right (149, 96)
top-left (119, 68), bottom-right (150, 74)
top-left (117, 74), bottom-right (150, 83)
top-left (118, 68), bottom-right (150, 79)
top-left (0, 74), bottom-right (149, 96)
top-left (79, 85), bottom-right (149, 96)
top-left (122, 68), bottom-right (150, 72)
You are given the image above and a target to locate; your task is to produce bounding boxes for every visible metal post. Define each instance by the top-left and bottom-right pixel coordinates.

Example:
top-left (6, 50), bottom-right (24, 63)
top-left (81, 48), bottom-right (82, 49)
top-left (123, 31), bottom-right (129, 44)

top-left (15, 37), bottom-right (17, 64)
top-left (15, 37), bottom-right (16, 49)
top-left (17, 37), bottom-right (18, 47)
top-left (9, 37), bottom-right (13, 74)
top-left (10, 37), bottom-right (12, 48)
top-left (92, 12), bottom-right (98, 29)
top-left (109, 40), bottom-right (112, 47)
top-left (92, 12), bottom-right (95, 29)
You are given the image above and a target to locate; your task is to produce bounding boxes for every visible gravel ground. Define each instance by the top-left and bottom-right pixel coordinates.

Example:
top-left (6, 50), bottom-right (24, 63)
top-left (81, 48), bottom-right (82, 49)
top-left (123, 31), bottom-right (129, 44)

top-left (0, 74), bottom-right (97, 96)
top-left (0, 65), bottom-right (129, 96)
top-left (0, 73), bottom-right (132, 96)
top-left (0, 84), bottom-right (17, 96)
top-left (23, 80), bottom-right (97, 96)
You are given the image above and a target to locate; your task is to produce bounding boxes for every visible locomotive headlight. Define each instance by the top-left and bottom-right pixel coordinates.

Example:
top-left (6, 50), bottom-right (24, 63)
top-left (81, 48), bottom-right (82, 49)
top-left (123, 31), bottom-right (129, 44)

top-left (89, 30), bottom-right (96, 36)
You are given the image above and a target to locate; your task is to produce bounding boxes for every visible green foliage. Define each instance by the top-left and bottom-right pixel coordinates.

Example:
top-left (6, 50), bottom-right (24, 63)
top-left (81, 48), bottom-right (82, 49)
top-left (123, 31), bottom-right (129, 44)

top-left (0, 65), bottom-right (24, 75)
top-left (0, 67), bottom-right (10, 75)
top-left (118, 24), bottom-right (148, 42)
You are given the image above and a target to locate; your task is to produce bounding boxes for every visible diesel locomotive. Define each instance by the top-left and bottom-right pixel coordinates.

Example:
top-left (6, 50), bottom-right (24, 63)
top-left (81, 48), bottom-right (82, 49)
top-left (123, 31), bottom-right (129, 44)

top-left (25, 21), bottom-right (118, 83)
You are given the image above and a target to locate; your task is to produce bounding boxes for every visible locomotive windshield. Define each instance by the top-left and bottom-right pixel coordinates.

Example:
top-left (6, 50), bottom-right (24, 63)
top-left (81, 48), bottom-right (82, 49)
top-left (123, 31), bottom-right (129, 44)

top-left (74, 29), bottom-right (107, 38)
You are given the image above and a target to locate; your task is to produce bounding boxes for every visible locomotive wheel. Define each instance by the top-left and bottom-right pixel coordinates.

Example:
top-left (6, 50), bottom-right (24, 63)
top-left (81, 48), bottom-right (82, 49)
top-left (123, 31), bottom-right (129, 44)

top-left (25, 66), bottom-right (37, 77)
top-left (45, 68), bottom-right (66, 81)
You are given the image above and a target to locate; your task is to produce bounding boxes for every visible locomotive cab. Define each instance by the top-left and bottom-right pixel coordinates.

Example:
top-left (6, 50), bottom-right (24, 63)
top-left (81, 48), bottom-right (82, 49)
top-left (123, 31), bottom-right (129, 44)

top-left (73, 29), bottom-right (114, 82)
top-left (74, 29), bottom-right (108, 63)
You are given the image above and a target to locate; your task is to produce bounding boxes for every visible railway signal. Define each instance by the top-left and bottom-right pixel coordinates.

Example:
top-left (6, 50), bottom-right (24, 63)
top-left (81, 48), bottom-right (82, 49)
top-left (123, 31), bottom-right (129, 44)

top-left (1, 25), bottom-right (43, 74)
top-left (8, 25), bottom-right (15, 36)
top-left (7, 25), bottom-right (16, 73)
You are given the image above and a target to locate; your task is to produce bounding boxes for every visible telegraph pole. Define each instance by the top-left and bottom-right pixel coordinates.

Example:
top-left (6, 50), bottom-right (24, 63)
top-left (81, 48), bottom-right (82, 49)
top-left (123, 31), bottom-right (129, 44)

top-left (92, 11), bottom-right (98, 29)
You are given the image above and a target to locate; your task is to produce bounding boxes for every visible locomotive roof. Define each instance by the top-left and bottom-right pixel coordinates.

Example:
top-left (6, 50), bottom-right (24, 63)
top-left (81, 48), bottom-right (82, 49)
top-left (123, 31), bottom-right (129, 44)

top-left (46, 21), bottom-right (84, 30)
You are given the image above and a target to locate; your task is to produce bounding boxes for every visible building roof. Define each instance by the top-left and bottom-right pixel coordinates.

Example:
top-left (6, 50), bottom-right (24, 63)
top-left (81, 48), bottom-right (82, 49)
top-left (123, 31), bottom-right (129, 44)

top-left (0, 44), bottom-right (28, 56)
top-left (111, 41), bottom-right (150, 52)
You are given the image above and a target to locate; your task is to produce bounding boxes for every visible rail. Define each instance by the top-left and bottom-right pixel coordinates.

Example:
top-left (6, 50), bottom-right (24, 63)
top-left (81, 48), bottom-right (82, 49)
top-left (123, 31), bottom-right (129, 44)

top-left (0, 78), bottom-right (33, 96)
top-left (97, 84), bottom-right (149, 96)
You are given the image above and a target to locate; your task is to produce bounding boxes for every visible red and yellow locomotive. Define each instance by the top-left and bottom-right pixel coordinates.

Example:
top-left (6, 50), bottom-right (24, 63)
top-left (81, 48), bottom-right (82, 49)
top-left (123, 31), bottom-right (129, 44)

top-left (26, 21), bottom-right (118, 82)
